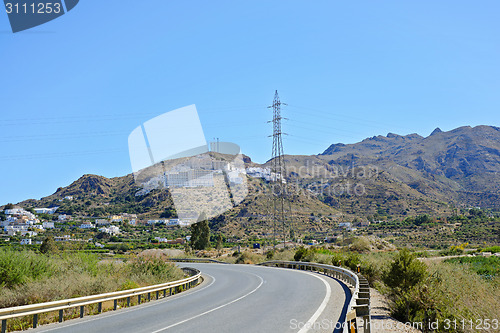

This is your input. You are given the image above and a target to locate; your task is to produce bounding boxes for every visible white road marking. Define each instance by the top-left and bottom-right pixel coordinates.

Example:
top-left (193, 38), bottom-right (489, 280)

top-left (297, 272), bottom-right (332, 333)
top-left (151, 273), bottom-right (265, 332)
top-left (36, 274), bottom-right (216, 333)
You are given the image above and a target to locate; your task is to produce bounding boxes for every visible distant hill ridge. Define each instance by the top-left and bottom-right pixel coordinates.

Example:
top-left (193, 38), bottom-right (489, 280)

top-left (320, 125), bottom-right (500, 208)
top-left (11, 125), bottom-right (500, 225)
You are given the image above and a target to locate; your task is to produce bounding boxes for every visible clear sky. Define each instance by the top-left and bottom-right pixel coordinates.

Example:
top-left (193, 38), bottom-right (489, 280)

top-left (0, 1), bottom-right (499, 205)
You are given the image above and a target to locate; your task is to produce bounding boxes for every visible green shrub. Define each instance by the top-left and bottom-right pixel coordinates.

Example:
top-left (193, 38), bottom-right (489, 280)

top-left (294, 246), bottom-right (315, 262)
top-left (445, 256), bottom-right (500, 277)
top-left (350, 237), bottom-right (371, 253)
top-left (382, 248), bottom-right (427, 293)
top-left (235, 252), bottom-right (261, 264)
top-left (266, 250), bottom-right (274, 259)
top-left (0, 249), bottom-right (53, 288)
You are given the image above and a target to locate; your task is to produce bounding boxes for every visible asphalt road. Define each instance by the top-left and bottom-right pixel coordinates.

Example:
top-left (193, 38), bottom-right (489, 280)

top-left (31, 263), bottom-right (351, 333)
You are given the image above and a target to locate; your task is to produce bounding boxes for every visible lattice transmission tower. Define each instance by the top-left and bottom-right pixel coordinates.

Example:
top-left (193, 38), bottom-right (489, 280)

top-left (268, 90), bottom-right (292, 249)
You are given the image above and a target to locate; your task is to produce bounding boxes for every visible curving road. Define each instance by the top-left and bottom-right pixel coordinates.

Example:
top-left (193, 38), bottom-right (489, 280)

top-left (31, 263), bottom-right (351, 333)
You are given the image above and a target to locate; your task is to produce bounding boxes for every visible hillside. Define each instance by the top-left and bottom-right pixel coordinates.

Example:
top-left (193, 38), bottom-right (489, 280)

top-left (320, 125), bottom-right (500, 209)
top-left (9, 125), bottom-right (498, 237)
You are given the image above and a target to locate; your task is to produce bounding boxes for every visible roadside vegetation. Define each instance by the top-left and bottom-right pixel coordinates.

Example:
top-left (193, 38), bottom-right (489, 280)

top-left (0, 248), bottom-right (184, 309)
top-left (187, 235), bottom-right (499, 333)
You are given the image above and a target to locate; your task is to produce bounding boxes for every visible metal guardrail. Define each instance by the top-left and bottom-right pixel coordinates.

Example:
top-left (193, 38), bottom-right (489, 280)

top-left (259, 260), bottom-right (371, 333)
top-left (169, 258), bottom-right (229, 264)
top-left (0, 267), bottom-right (201, 333)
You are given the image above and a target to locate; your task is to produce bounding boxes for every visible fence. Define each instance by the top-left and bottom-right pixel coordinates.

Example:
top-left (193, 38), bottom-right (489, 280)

top-left (0, 267), bottom-right (201, 333)
top-left (259, 260), bottom-right (371, 333)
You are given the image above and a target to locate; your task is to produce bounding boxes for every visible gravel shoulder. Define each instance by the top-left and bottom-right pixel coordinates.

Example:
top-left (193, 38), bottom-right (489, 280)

top-left (369, 288), bottom-right (422, 333)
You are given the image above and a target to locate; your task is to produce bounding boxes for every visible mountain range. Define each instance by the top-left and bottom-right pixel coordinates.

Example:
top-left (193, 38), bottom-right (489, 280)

top-left (319, 125), bottom-right (500, 209)
top-left (10, 125), bottom-right (500, 236)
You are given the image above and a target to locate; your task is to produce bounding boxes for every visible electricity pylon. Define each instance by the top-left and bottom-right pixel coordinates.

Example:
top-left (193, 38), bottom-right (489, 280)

top-left (268, 90), bottom-right (291, 250)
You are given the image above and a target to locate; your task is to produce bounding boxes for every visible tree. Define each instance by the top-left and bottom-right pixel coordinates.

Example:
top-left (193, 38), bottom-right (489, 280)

top-left (383, 248), bottom-right (427, 292)
top-left (216, 233), bottom-right (223, 256)
top-left (40, 236), bottom-right (58, 254)
top-left (414, 214), bottom-right (431, 225)
top-left (4, 203), bottom-right (14, 210)
top-left (190, 213), bottom-right (210, 250)
top-left (160, 208), bottom-right (177, 218)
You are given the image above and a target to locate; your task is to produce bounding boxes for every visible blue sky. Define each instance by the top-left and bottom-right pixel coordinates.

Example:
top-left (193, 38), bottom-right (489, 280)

top-left (0, 0), bottom-right (499, 205)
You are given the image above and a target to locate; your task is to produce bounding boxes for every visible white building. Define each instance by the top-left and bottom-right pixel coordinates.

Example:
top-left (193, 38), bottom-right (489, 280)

top-left (166, 219), bottom-right (178, 226)
top-left (246, 167), bottom-right (272, 181)
top-left (20, 239), bottom-right (32, 245)
top-left (79, 222), bottom-right (95, 229)
top-left (5, 208), bottom-right (36, 220)
top-left (98, 225), bottom-right (120, 235)
top-left (58, 214), bottom-right (71, 221)
top-left (147, 219), bottom-right (166, 225)
top-left (154, 237), bottom-right (168, 243)
top-left (34, 207), bottom-right (58, 214)
top-left (42, 221), bottom-right (55, 229)
top-left (95, 219), bottom-right (110, 226)
top-left (20, 230), bottom-right (37, 237)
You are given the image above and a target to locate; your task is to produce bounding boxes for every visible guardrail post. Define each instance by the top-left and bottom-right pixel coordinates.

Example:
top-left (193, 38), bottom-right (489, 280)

top-left (114, 299), bottom-right (118, 310)
top-left (1, 319), bottom-right (6, 333)
top-left (138, 295), bottom-right (142, 304)
top-left (156, 291), bottom-right (159, 299)
top-left (58, 309), bottom-right (64, 323)
top-left (127, 297), bottom-right (130, 307)
top-left (33, 314), bottom-right (38, 328)
top-left (147, 293), bottom-right (151, 302)
top-left (80, 306), bottom-right (84, 318)
top-left (346, 310), bottom-right (357, 333)
top-left (163, 289), bottom-right (166, 298)
top-left (98, 302), bottom-right (102, 313)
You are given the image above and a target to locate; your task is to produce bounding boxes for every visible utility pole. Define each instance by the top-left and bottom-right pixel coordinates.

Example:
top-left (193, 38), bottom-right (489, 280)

top-left (268, 90), bottom-right (290, 250)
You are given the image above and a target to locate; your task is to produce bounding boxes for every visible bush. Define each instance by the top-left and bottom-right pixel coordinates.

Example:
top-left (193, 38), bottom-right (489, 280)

top-left (235, 252), bottom-right (261, 264)
top-left (0, 249), bottom-right (53, 288)
top-left (266, 250), bottom-right (274, 259)
top-left (382, 248), bottom-right (427, 292)
top-left (350, 237), bottom-right (371, 253)
top-left (294, 247), bottom-right (315, 262)
top-left (0, 250), bottom-right (185, 309)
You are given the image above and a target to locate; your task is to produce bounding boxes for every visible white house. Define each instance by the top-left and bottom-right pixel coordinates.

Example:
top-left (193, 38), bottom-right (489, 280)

top-left (95, 219), bottom-right (110, 226)
top-left (42, 221), bottom-right (55, 229)
top-left (98, 225), bottom-right (120, 235)
top-left (154, 237), bottom-right (168, 243)
top-left (166, 219), bottom-right (178, 226)
top-left (339, 222), bottom-right (352, 228)
top-left (79, 222), bottom-right (95, 229)
top-left (5, 208), bottom-right (36, 220)
top-left (4, 223), bottom-right (29, 233)
top-left (58, 214), bottom-right (71, 221)
top-left (20, 239), bottom-right (32, 245)
top-left (20, 230), bottom-right (37, 237)
top-left (147, 219), bottom-right (166, 225)
top-left (179, 220), bottom-right (192, 227)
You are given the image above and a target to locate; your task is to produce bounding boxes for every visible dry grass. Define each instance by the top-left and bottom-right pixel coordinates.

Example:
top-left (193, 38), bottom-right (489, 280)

top-left (427, 261), bottom-right (500, 332)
